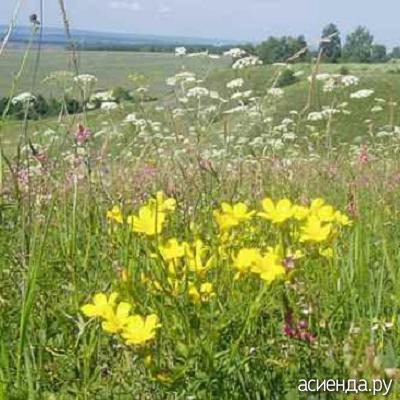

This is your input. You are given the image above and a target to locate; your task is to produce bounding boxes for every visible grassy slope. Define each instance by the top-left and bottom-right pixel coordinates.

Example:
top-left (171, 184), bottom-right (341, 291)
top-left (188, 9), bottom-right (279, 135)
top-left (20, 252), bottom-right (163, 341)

top-left (3, 51), bottom-right (400, 147)
top-left (0, 50), bottom-right (228, 98)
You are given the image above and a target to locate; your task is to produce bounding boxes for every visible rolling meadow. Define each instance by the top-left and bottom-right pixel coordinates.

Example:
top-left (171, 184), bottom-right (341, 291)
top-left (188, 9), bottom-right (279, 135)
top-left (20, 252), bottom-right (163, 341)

top-left (2, 46), bottom-right (400, 399)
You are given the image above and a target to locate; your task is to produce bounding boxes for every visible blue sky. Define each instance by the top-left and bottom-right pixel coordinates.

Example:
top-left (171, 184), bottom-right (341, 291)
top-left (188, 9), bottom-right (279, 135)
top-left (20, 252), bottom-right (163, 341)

top-left (1, 0), bottom-right (400, 47)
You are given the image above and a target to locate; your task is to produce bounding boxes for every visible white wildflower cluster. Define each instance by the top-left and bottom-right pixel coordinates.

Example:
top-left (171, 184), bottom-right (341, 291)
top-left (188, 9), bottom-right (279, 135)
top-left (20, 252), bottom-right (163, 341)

top-left (341, 75), bottom-right (360, 87)
top-left (124, 113), bottom-right (138, 123)
top-left (309, 73), bottom-right (359, 92)
top-left (310, 73), bottom-right (331, 82)
top-left (186, 87), bottom-right (210, 98)
top-left (232, 56), bottom-right (262, 70)
top-left (90, 91), bottom-right (115, 102)
top-left (223, 105), bottom-right (249, 114)
top-left (101, 102), bottom-right (119, 111)
top-left (166, 71), bottom-right (196, 87)
top-left (267, 88), bottom-right (284, 98)
top-left (175, 47), bottom-right (187, 56)
top-left (223, 48), bottom-right (246, 58)
top-left (11, 92), bottom-right (36, 105)
top-left (74, 74), bottom-right (98, 86)
top-left (174, 47), bottom-right (220, 59)
top-left (226, 78), bottom-right (244, 89)
top-left (307, 111), bottom-right (324, 122)
top-left (188, 51), bottom-right (208, 58)
top-left (230, 90), bottom-right (252, 100)
top-left (307, 108), bottom-right (341, 122)
top-left (350, 89), bottom-right (375, 99)
top-left (371, 106), bottom-right (383, 113)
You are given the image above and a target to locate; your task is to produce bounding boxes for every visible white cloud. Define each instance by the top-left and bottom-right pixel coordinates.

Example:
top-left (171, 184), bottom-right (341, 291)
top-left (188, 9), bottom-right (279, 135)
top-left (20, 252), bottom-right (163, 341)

top-left (108, 1), bottom-right (141, 11)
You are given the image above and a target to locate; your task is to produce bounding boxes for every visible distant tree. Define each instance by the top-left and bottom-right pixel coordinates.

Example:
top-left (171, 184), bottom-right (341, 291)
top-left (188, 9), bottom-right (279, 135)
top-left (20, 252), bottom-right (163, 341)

top-left (342, 26), bottom-right (374, 63)
top-left (257, 35), bottom-right (308, 64)
top-left (290, 35), bottom-right (309, 62)
top-left (257, 36), bottom-right (284, 64)
top-left (391, 46), bottom-right (400, 59)
top-left (371, 44), bottom-right (387, 63)
top-left (241, 43), bottom-right (257, 55)
top-left (320, 23), bottom-right (341, 63)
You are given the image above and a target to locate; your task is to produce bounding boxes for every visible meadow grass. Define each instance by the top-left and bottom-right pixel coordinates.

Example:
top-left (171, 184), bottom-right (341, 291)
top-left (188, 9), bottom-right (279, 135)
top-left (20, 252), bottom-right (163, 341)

top-left (1, 50), bottom-right (400, 399)
top-left (0, 50), bottom-right (228, 97)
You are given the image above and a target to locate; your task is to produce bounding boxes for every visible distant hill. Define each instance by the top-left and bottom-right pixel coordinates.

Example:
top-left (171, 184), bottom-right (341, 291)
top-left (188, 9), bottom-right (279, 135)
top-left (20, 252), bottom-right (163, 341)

top-left (0, 25), bottom-right (238, 48)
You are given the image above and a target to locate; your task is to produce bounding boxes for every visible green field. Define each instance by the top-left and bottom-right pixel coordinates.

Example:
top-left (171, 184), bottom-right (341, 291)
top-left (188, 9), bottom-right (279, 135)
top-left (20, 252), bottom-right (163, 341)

top-left (0, 50), bottom-right (228, 97)
top-left (2, 50), bottom-right (400, 399)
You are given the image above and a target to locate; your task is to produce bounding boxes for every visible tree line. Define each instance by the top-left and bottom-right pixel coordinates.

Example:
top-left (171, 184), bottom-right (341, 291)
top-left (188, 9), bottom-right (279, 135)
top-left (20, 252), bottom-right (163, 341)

top-left (71, 24), bottom-right (399, 65)
top-left (256, 24), bottom-right (396, 64)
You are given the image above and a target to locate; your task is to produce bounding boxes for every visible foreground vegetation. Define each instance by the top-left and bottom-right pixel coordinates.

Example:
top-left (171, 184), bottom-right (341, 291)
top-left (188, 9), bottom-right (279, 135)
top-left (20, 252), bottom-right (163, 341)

top-left (2, 48), bottom-right (400, 399)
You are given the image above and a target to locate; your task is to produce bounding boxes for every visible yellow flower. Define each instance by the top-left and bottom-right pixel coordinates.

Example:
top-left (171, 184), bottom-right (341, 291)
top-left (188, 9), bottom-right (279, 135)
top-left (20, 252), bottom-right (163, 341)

top-left (80, 292), bottom-right (118, 319)
top-left (292, 205), bottom-right (309, 221)
top-left (102, 302), bottom-right (132, 333)
top-left (232, 248), bottom-right (261, 279)
top-left (159, 238), bottom-right (186, 261)
top-left (251, 246), bottom-right (285, 283)
top-left (213, 210), bottom-right (238, 231)
top-left (300, 216), bottom-right (332, 243)
top-left (221, 202), bottom-right (255, 222)
top-left (122, 314), bottom-right (161, 345)
top-left (185, 240), bottom-right (214, 275)
top-left (310, 198), bottom-right (325, 213)
top-left (166, 276), bottom-right (183, 296)
top-left (319, 247), bottom-right (334, 259)
top-left (120, 268), bottom-right (130, 282)
top-left (189, 282), bottom-right (215, 303)
top-left (334, 211), bottom-right (353, 227)
top-left (149, 191), bottom-right (176, 213)
top-left (106, 205), bottom-right (123, 224)
top-left (200, 282), bottom-right (215, 301)
top-left (156, 373), bottom-right (172, 384)
top-left (213, 202), bottom-right (254, 231)
top-left (309, 199), bottom-right (336, 222)
top-left (258, 198), bottom-right (294, 224)
top-left (188, 283), bottom-right (201, 303)
top-left (127, 205), bottom-right (166, 236)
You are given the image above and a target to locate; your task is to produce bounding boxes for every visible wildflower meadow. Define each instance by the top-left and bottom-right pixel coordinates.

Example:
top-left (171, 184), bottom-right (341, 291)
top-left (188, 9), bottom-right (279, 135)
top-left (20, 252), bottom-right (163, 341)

top-left (3, 9), bottom-right (400, 400)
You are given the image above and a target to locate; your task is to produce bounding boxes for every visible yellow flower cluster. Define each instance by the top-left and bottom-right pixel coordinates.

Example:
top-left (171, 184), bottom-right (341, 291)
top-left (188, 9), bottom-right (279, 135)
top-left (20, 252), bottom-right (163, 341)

top-left (81, 293), bottom-right (161, 346)
top-left (214, 197), bottom-right (351, 236)
top-left (106, 194), bottom-right (216, 304)
top-left (213, 197), bottom-right (352, 283)
top-left (106, 192), bottom-right (176, 236)
top-left (232, 245), bottom-right (303, 282)
top-left (143, 238), bottom-right (216, 303)
top-left (99, 194), bottom-right (352, 349)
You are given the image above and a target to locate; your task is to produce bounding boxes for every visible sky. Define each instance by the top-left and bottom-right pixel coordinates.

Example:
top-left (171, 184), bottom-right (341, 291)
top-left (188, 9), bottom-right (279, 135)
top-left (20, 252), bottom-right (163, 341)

top-left (1, 0), bottom-right (400, 48)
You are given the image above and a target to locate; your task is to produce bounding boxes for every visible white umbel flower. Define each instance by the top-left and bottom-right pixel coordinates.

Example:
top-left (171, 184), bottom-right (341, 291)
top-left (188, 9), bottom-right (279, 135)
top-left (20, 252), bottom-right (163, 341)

top-left (226, 78), bottom-right (244, 89)
top-left (350, 89), bottom-right (374, 99)
top-left (11, 92), bottom-right (36, 105)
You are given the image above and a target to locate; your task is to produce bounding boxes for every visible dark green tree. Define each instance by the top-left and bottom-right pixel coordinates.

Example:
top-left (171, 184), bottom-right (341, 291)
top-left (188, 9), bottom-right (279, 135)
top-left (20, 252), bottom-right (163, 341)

top-left (342, 26), bottom-right (374, 63)
top-left (320, 23), bottom-right (341, 63)
top-left (371, 44), bottom-right (387, 63)
top-left (391, 46), bottom-right (400, 59)
top-left (257, 35), bottom-right (308, 64)
top-left (257, 36), bottom-right (285, 64)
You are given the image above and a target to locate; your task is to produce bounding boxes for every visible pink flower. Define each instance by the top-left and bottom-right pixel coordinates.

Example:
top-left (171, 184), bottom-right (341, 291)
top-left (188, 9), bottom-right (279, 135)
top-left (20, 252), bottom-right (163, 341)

top-left (283, 312), bottom-right (316, 344)
top-left (75, 124), bottom-right (91, 145)
top-left (358, 145), bottom-right (370, 165)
